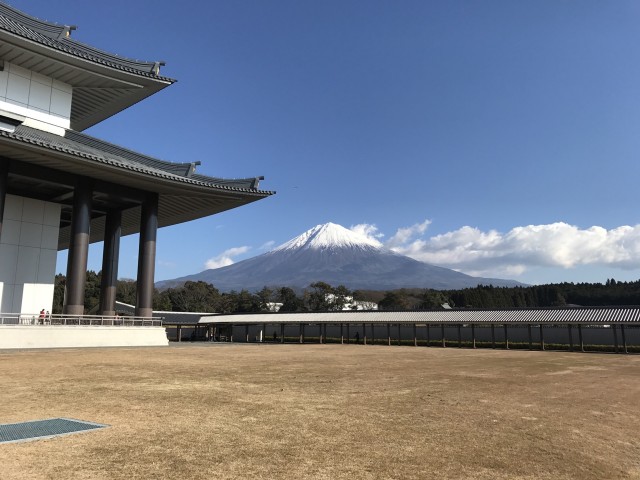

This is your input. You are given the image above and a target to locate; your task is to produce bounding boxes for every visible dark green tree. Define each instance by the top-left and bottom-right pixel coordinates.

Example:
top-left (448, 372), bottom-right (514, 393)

top-left (378, 290), bottom-right (411, 310)
top-left (278, 287), bottom-right (303, 312)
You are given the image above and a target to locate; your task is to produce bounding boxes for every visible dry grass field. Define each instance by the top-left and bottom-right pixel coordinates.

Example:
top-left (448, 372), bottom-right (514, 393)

top-left (1, 344), bottom-right (639, 480)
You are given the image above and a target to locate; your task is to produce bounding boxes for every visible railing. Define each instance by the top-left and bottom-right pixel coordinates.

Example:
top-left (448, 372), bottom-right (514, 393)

top-left (0, 313), bottom-right (163, 327)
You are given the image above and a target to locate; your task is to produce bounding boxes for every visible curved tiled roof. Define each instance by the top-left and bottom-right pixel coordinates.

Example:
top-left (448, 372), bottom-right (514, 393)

top-left (0, 2), bottom-right (174, 81)
top-left (1, 125), bottom-right (273, 194)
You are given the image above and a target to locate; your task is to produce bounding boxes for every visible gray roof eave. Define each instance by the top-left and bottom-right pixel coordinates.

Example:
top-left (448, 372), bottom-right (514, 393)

top-left (198, 307), bottom-right (640, 325)
top-left (0, 3), bottom-right (175, 81)
top-left (0, 127), bottom-right (275, 197)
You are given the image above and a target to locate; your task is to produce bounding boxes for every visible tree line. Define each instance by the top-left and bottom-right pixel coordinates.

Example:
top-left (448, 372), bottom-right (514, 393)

top-left (52, 272), bottom-right (640, 314)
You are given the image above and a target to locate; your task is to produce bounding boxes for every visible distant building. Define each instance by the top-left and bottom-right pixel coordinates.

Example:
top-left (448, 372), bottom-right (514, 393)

top-left (325, 294), bottom-right (378, 311)
top-left (265, 302), bottom-right (284, 312)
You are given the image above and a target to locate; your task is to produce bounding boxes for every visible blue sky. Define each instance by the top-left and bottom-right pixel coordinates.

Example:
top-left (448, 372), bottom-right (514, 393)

top-left (13, 0), bottom-right (640, 285)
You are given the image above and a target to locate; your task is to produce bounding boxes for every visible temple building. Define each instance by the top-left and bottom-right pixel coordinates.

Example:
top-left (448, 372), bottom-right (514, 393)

top-left (0, 3), bottom-right (273, 320)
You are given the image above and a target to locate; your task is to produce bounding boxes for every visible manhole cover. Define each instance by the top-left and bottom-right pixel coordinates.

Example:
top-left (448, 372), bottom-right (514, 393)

top-left (0, 418), bottom-right (109, 444)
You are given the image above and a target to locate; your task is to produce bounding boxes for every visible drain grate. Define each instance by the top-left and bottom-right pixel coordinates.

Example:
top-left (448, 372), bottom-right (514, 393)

top-left (0, 418), bottom-right (109, 444)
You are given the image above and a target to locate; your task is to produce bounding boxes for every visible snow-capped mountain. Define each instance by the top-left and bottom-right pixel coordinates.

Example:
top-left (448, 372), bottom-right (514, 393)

top-left (274, 222), bottom-right (383, 252)
top-left (156, 223), bottom-right (523, 291)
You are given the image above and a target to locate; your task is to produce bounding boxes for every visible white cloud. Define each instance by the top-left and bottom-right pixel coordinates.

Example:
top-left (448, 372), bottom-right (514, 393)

top-left (157, 260), bottom-right (177, 268)
top-left (260, 240), bottom-right (276, 250)
top-left (386, 220), bottom-right (431, 249)
top-left (386, 221), bottom-right (640, 277)
top-left (205, 246), bottom-right (251, 269)
top-left (349, 223), bottom-right (384, 245)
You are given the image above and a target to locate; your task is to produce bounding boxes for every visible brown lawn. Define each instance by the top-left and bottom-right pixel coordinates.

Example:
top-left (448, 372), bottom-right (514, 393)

top-left (0, 344), bottom-right (639, 480)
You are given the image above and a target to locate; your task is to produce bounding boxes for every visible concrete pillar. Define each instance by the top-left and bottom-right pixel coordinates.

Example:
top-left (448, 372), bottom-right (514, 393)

top-left (491, 324), bottom-right (496, 349)
top-left (612, 324), bottom-right (619, 353)
top-left (413, 324), bottom-right (417, 347)
top-left (135, 194), bottom-right (158, 318)
top-left (0, 160), bottom-right (7, 240)
top-left (280, 323), bottom-right (285, 343)
top-left (346, 323), bottom-right (350, 344)
top-left (246, 324), bottom-right (250, 343)
top-left (621, 324), bottom-right (628, 354)
top-left (371, 323), bottom-right (375, 345)
top-left (319, 324), bottom-right (323, 344)
top-left (426, 323), bottom-right (430, 347)
top-left (363, 323), bottom-right (367, 345)
top-left (99, 210), bottom-right (122, 316)
top-left (441, 324), bottom-right (445, 348)
top-left (177, 325), bottom-right (182, 342)
top-left (340, 323), bottom-right (344, 344)
top-left (387, 323), bottom-right (391, 346)
top-left (300, 323), bottom-right (304, 344)
top-left (398, 323), bottom-right (402, 346)
top-left (528, 324), bottom-right (532, 350)
top-left (63, 180), bottom-right (93, 315)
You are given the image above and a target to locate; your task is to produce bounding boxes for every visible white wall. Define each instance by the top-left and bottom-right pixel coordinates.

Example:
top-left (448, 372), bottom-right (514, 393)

top-left (0, 62), bottom-right (72, 135)
top-left (0, 194), bottom-right (60, 314)
top-left (0, 326), bottom-right (169, 349)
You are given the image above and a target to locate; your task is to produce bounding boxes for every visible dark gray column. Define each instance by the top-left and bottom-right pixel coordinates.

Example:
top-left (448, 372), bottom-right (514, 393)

top-left (504, 324), bottom-right (509, 349)
top-left (491, 324), bottom-right (496, 349)
top-left (568, 324), bottom-right (574, 352)
top-left (578, 324), bottom-right (584, 352)
top-left (99, 210), bottom-right (122, 316)
top-left (0, 161), bottom-right (8, 240)
top-left (63, 181), bottom-right (93, 316)
top-left (471, 324), bottom-right (476, 349)
top-left (135, 194), bottom-right (158, 318)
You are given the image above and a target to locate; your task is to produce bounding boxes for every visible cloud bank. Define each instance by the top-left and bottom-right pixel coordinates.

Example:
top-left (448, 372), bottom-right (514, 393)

top-left (205, 246), bottom-right (251, 269)
top-left (351, 221), bottom-right (640, 277)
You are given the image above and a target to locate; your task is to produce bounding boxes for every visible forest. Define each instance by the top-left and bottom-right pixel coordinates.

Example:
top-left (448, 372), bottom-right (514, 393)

top-left (52, 272), bottom-right (640, 314)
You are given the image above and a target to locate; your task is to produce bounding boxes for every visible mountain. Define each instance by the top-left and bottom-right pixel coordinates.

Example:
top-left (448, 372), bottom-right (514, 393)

top-left (156, 223), bottom-right (523, 291)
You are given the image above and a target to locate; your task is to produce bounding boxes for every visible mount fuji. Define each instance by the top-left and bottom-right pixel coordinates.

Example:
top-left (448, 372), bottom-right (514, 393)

top-left (157, 223), bottom-right (523, 291)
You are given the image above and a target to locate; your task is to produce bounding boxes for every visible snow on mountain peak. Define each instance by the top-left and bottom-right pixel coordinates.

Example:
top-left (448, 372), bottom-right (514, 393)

top-left (274, 222), bottom-right (383, 252)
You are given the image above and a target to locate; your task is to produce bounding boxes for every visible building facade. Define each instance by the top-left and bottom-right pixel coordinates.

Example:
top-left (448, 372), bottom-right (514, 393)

top-left (0, 3), bottom-right (273, 318)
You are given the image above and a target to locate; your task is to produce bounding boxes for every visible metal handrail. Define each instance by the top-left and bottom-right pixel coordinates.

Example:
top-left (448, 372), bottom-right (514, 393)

top-left (0, 313), bottom-right (163, 327)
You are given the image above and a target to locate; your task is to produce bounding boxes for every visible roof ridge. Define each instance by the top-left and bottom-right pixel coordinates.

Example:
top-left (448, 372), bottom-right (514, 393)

top-left (0, 2), bottom-right (175, 81)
